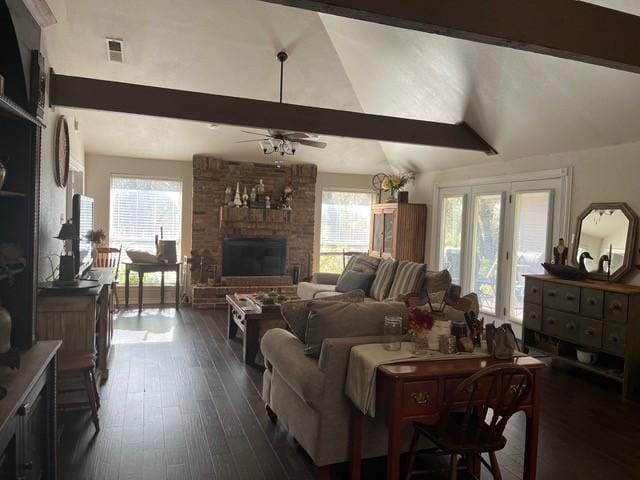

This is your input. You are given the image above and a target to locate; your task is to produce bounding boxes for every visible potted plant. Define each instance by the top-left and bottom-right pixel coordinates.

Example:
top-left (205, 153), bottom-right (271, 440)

top-left (85, 229), bottom-right (106, 263)
top-left (408, 307), bottom-right (435, 354)
top-left (381, 172), bottom-right (414, 202)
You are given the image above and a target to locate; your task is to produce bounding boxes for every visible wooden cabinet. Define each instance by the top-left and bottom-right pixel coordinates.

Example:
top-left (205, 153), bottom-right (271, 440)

top-left (37, 269), bottom-right (114, 383)
top-left (369, 203), bottom-right (427, 262)
top-left (523, 274), bottom-right (640, 400)
top-left (0, 341), bottom-right (60, 480)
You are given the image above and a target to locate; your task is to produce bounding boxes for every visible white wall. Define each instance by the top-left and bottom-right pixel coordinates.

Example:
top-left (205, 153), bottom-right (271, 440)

top-left (313, 172), bottom-right (374, 272)
top-left (84, 155), bottom-right (193, 258)
top-left (410, 140), bottom-right (640, 285)
top-left (38, 1), bottom-right (86, 281)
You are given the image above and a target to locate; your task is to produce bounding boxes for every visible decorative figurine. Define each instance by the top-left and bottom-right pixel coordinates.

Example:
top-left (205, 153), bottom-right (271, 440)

top-left (265, 195), bottom-right (271, 209)
top-left (250, 187), bottom-right (257, 204)
top-left (464, 310), bottom-right (484, 348)
top-left (553, 238), bottom-right (568, 265)
top-left (224, 186), bottom-right (232, 206)
top-left (257, 179), bottom-right (265, 195)
top-left (241, 186), bottom-right (249, 208)
top-left (578, 251), bottom-right (593, 272)
top-left (283, 180), bottom-right (294, 210)
top-left (233, 182), bottom-right (242, 208)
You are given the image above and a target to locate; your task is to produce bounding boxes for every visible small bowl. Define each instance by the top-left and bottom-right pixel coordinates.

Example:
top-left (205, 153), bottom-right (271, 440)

top-left (576, 348), bottom-right (598, 365)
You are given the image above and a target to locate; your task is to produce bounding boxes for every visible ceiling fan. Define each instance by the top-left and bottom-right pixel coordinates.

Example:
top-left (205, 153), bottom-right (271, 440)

top-left (235, 51), bottom-right (327, 161)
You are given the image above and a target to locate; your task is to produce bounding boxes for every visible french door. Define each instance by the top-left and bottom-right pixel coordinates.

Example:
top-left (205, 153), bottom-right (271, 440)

top-left (437, 174), bottom-right (568, 325)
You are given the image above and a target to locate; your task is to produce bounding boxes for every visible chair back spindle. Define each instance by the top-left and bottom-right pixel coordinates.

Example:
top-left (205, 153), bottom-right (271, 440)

top-left (440, 364), bottom-right (533, 445)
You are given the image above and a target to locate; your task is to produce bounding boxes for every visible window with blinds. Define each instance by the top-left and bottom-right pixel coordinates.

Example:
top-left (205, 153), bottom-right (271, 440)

top-left (320, 190), bottom-right (372, 273)
top-left (109, 176), bottom-right (182, 283)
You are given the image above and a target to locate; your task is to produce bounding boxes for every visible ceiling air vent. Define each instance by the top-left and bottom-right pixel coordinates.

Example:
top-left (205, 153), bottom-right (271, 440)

top-left (106, 38), bottom-right (124, 63)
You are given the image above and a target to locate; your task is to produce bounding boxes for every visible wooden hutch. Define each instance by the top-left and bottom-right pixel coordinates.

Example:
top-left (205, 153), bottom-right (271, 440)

top-left (369, 202), bottom-right (427, 263)
top-left (0, 1), bottom-right (59, 478)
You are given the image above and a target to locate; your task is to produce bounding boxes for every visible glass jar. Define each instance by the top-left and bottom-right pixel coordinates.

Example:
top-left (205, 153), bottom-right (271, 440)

top-left (383, 316), bottom-right (403, 351)
top-left (413, 330), bottom-right (430, 355)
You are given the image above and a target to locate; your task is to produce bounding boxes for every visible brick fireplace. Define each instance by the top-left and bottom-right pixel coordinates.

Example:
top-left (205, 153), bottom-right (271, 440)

top-left (191, 155), bottom-right (317, 301)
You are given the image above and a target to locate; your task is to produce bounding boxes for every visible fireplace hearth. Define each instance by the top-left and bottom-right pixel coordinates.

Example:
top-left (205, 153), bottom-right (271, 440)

top-left (223, 237), bottom-right (287, 277)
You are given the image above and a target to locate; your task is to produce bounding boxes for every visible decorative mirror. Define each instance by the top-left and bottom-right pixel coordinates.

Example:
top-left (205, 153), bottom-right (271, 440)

top-left (572, 203), bottom-right (638, 282)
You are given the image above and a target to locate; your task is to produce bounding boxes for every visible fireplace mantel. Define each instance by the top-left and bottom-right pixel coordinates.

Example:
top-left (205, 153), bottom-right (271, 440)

top-left (219, 206), bottom-right (291, 228)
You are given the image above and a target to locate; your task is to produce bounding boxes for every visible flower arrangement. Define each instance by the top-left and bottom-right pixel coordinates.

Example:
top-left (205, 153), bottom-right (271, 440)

top-left (408, 307), bottom-right (435, 334)
top-left (85, 229), bottom-right (106, 245)
top-left (381, 172), bottom-right (414, 193)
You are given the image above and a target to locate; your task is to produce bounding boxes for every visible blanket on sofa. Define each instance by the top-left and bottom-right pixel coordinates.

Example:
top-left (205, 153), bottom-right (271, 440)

top-left (345, 343), bottom-right (491, 417)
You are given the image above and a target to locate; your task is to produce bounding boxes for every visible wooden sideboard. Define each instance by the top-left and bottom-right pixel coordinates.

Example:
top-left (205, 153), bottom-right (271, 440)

top-left (36, 269), bottom-right (114, 384)
top-left (523, 274), bottom-right (640, 399)
top-left (0, 341), bottom-right (61, 480)
top-left (369, 203), bottom-right (427, 262)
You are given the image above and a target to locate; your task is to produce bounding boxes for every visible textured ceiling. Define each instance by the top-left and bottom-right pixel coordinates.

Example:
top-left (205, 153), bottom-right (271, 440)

top-left (46, 0), bottom-right (640, 174)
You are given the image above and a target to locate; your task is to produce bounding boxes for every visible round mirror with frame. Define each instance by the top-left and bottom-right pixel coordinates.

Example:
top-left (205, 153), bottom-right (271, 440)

top-left (571, 202), bottom-right (638, 282)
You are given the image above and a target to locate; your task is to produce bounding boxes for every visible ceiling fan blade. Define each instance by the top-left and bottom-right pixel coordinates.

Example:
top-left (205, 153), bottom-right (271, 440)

top-left (268, 129), bottom-right (308, 140)
top-left (284, 132), bottom-right (310, 140)
top-left (241, 130), bottom-right (270, 137)
top-left (234, 139), bottom-right (268, 143)
top-left (298, 139), bottom-right (327, 149)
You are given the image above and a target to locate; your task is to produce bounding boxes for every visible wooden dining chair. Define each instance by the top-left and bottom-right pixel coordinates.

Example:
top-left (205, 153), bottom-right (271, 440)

top-left (57, 351), bottom-right (100, 433)
top-left (342, 249), bottom-right (367, 269)
top-left (404, 363), bottom-right (533, 480)
top-left (94, 245), bottom-right (122, 311)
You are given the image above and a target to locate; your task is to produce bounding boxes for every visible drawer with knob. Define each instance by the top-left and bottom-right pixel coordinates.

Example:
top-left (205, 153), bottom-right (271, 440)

top-left (542, 309), bottom-right (563, 338)
top-left (403, 380), bottom-right (440, 416)
top-left (579, 318), bottom-right (603, 349)
top-left (543, 283), bottom-right (580, 313)
top-left (525, 279), bottom-right (543, 305)
top-left (604, 293), bottom-right (628, 324)
top-left (523, 303), bottom-right (542, 331)
top-left (602, 323), bottom-right (626, 356)
top-left (580, 288), bottom-right (604, 319)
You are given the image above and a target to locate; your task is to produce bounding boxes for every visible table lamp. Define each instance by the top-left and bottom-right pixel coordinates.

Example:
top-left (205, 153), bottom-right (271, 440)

top-left (54, 221), bottom-right (78, 285)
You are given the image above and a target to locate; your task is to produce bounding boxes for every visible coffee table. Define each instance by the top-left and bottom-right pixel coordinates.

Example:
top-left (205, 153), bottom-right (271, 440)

top-left (226, 294), bottom-right (287, 365)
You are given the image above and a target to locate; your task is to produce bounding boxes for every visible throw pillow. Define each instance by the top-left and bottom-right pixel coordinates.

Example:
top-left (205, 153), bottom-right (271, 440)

top-left (304, 300), bottom-right (408, 357)
top-left (337, 254), bottom-right (381, 283)
top-left (387, 261), bottom-right (426, 299)
top-left (335, 270), bottom-right (376, 294)
top-left (370, 259), bottom-right (398, 301)
top-left (280, 290), bottom-right (365, 342)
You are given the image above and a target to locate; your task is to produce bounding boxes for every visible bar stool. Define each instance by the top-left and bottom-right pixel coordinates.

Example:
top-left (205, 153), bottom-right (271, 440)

top-left (57, 351), bottom-right (100, 433)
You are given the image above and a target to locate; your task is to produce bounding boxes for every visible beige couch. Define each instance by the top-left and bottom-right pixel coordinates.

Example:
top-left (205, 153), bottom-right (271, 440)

top-left (261, 284), bottom-right (479, 472)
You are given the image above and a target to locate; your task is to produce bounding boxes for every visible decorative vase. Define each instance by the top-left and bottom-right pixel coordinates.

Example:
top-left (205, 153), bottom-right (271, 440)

top-left (413, 330), bottom-right (430, 355)
top-left (0, 306), bottom-right (11, 354)
top-left (397, 191), bottom-right (409, 204)
top-left (386, 189), bottom-right (398, 203)
top-left (427, 316), bottom-right (452, 350)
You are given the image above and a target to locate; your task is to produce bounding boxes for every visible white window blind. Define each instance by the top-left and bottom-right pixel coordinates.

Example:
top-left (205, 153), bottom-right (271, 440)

top-left (109, 176), bottom-right (182, 275)
top-left (320, 190), bottom-right (372, 273)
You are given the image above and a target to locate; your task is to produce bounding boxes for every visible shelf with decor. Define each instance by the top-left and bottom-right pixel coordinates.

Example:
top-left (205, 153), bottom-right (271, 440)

top-left (219, 206), bottom-right (292, 227)
top-left (0, 95), bottom-right (45, 128)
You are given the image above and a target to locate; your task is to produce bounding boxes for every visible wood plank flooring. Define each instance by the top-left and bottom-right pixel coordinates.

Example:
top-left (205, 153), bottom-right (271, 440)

top-left (59, 307), bottom-right (640, 480)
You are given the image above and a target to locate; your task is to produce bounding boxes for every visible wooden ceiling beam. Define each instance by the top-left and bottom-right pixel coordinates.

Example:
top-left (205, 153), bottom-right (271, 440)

top-left (258, 0), bottom-right (640, 74)
top-left (49, 72), bottom-right (497, 154)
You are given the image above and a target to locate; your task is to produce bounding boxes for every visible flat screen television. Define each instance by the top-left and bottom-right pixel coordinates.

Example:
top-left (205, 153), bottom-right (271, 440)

top-left (72, 194), bottom-right (94, 277)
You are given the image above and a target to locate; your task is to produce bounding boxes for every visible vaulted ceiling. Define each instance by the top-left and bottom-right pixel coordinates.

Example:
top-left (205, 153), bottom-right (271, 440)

top-left (47, 0), bottom-right (640, 174)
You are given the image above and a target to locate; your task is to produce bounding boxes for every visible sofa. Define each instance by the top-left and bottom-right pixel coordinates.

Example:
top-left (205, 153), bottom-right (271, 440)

top-left (261, 266), bottom-right (479, 475)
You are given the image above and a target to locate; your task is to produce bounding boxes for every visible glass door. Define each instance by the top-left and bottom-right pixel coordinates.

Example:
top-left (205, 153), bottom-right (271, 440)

top-left (469, 187), bottom-right (507, 317)
top-left (438, 193), bottom-right (466, 285)
top-left (504, 179), bottom-right (560, 323)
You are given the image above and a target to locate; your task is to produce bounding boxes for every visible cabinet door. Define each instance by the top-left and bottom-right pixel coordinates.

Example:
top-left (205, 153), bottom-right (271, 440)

top-left (22, 389), bottom-right (48, 480)
top-left (383, 210), bottom-right (396, 256)
top-left (371, 212), bottom-right (383, 254)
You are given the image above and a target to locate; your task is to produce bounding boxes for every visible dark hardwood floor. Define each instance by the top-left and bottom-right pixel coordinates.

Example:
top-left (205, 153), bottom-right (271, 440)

top-left (59, 308), bottom-right (640, 480)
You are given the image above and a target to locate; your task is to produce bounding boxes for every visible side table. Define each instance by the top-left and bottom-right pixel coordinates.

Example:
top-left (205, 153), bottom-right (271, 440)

top-left (124, 262), bottom-right (181, 313)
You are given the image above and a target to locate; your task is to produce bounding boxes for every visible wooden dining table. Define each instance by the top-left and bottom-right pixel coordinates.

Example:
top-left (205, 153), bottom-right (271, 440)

top-left (349, 355), bottom-right (545, 480)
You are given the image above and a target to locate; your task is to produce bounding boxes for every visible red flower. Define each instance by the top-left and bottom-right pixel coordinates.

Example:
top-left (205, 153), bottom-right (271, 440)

top-left (408, 307), bottom-right (435, 333)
